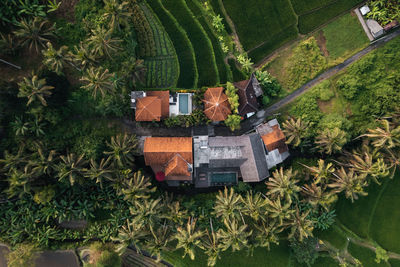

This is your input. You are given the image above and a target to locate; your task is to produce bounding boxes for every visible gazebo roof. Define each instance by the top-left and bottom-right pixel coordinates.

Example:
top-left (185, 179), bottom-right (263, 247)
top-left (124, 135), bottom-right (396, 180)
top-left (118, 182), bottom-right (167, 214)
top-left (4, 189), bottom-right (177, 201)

top-left (203, 87), bottom-right (231, 121)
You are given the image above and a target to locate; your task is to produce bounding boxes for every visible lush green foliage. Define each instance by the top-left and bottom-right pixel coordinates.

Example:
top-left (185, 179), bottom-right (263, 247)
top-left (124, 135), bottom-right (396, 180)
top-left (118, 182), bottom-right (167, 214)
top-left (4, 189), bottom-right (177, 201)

top-left (6, 243), bottom-right (38, 267)
top-left (290, 237), bottom-right (319, 266)
top-left (291, 0), bottom-right (334, 15)
top-left (367, 0), bottom-right (400, 26)
top-left (164, 109), bottom-right (209, 128)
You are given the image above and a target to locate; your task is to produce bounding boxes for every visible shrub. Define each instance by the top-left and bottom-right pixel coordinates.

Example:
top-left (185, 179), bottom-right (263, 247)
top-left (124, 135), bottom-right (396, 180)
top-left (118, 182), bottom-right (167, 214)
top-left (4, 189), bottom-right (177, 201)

top-left (262, 95), bottom-right (270, 107)
top-left (314, 80), bottom-right (334, 101)
top-left (375, 246), bottom-right (389, 264)
top-left (224, 114), bottom-right (241, 131)
top-left (318, 113), bottom-right (352, 133)
top-left (33, 186), bottom-right (55, 205)
top-left (225, 82), bottom-right (239, 114)
top-left (255, 70), bottom-right (282, 98)
top-left (290, 237), bottom-right (319, 266)
top-left (336, 74), bottom-right (362, 100)
top-left (290, 94), bottom-right (322, 127)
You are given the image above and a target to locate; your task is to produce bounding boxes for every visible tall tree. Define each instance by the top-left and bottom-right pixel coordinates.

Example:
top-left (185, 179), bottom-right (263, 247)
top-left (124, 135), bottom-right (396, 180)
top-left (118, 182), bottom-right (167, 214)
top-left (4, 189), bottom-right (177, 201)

top-left (121, 171), bottom-right (156, 201)
top-left (301, 159), bottom-right (335, 185)
top-left (84, 158), bottom-right (114, 188)
top-left (129, 198), bottom-right (163, 228)
top-left (174, 218), bottom-right (204, 260)
top-left (103, 0), bottom-right (132, 30)
top-left (282, 117), bottom-right (309, 147)
top-left (214, 187), bottom-right (243, 220)
top-left (361, 119), bottom-right (400, 149)
top-left (18, 75), bottom-right (54, 106)
top-left (25, 147), bottom-right (57, 178)
top-left (104, 133), bottom-right (138, 168)
top-left (328, 167), bottom-right (368, 202)
top-left (266, 197), bottom-right (294, 226)
top-left (14, 17), bottom-right (55, 53)
top-left (202, 227), bottom-right (223, 267)
top-left (266, 167), bottom-right (300, 202)
top-left (218, 218), bottom-right (252, 252)
top-left (301, 183), bottom-right (337, 211)
top-left (113, 218), bottom-right (146, 254)
top-left (145, 224), bottom-right (171, 262)
top-left (241, 191), bottom-right (269, 223)
top-left (80, 67), bottom-right (114, 99)
top-left (87, 26), bottom-right (122, 59)
top-left (42, 42), bottom-right (69, 75)
top-left (315, 127), bottom-right (347, 155)
top-left (288, 207), bottom-right (314, 242)
top-left (68, 42), bottom-right (96, 70)
top-left (57, 153), bottom-right (87, 186)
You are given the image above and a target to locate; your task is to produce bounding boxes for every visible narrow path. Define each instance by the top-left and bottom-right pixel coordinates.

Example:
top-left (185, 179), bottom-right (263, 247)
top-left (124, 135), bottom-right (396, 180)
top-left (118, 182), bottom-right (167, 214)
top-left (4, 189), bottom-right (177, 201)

top-left (217, 0), bottom-right (243, 53)
top-left (355, 7), bottom-right (374, 41)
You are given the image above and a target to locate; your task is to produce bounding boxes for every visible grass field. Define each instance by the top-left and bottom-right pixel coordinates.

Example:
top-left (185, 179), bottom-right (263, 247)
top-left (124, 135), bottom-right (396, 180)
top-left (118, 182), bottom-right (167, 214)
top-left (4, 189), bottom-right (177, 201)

top-left (348, 243), bottom-right (389, 267)
top-left (291, 0), bottom-right (334, 15)
top-left (222, 0), bottom-right (297, 51)
top-left (162, 0), bottom-right (219, 87)
top-left (264, 12), bottom-right (369, 93)
top-left (147, 0), bottom-right (198, 88)
top-left (164, 241), bottom-right (291, 267)
top-left (323, 12), bottom-right (369, 60)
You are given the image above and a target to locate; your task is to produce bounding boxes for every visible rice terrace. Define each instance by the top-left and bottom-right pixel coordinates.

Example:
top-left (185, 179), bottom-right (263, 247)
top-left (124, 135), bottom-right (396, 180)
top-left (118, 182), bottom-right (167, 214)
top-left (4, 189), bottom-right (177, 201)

top-left (0, 0), bottom-right (399, 266)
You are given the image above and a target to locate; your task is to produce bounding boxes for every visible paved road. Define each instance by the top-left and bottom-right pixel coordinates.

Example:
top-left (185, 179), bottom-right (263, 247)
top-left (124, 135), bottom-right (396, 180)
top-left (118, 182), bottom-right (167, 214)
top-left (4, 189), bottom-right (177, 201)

top-left (124, 28), bottom-right (400, 138)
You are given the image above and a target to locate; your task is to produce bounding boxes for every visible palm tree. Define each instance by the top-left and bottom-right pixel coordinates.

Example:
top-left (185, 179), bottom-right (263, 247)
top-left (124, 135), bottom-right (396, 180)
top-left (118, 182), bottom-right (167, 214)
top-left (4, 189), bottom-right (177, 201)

top-left (266, 197), bottom-right (294, 226)
top-left (315, 127), bottom-right (347, 155)
top-left (343, 145), bottom-right (389, 184)
top-left (42, 42), bottom-right (69, 75)
top-left (104, 0), bottom-right (132, 30)
top-left (113, 218), bottom-right (147, 254)
top-left (174, 218), bottom-right (204, 260)
top-left (25, 147), bottom-right (57, 178)
top-left (57, 153), bottom-right (87, 186)
top-left (121, 171), bottom-right (156, 201)
top-left (104, 133), bottom-right (138, 168)
top-left (68, 42), bottom-right (96, 70)
top-left (13, 17), bottom-right (55, 53)
top-left (84, 157), bottom-right (114, 188)
top-left (29, 118), bottom-right (45, 137)
top-left (87, 26), bottom-right (122, 59)
top-left (282, 117), bottom-right (309, 147)
top-left (11, 116), bottom-right (29, 136)
top-left (121, 58), bottom-right (147, 88)
top-left (164, 201), bottom-right (188, 226)
top-left (80, 67), bottom-right (114, 98)
top-left (288, 207), bottom-right (314, 242)
top-left (0, 149), bottom-right (26, 173)
top-left (18, 75), bottom-right (54, 106)
top-left (328, 167), bottom-right (368, 202)
top-left (214, 187), bottom-right (243, 220)
top-left (241, 191), bottom-right (268, 223)
top-left (145, 224), bottom-right (172, 262)
top-left (266, 167), bottom-right (300, 202)
top-left (218, 218), bottom-right (252, 252)
top-left (202, 225), bottom-right (223, 267)
top-left (5, 168), bottom-right (31, 198)
top-left (301, 159), bottom-right (335, 185)
top-left (301, 183), bottom-right (337, 211)
top-left (361, 119), bottom-right (400, 149)
top-left (253, 221), bottom-right (280, 250)
top-left (130, 198), bottom-right (163, 228)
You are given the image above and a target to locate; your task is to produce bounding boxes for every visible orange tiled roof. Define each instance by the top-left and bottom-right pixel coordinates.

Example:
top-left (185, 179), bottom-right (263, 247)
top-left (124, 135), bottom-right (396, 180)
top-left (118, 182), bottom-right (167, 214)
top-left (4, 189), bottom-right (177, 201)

top-left (144, 137), bottom-right (193, 166)
top-left (203, 87), bottom-right (231, 121)
top-left (164, 154), bottom-right (191, 177)
top-left (136, 96), bottom-right (162, 121)
top-left (147, 91), bottom-right (170, 118)
top-left (261, 125), bottom-right (288, 153)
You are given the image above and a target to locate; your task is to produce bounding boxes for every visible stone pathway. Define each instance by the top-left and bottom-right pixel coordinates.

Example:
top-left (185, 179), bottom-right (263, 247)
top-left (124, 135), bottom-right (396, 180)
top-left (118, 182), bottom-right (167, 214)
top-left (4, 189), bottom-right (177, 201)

top-left (354, 7), bottom-right (375, 41)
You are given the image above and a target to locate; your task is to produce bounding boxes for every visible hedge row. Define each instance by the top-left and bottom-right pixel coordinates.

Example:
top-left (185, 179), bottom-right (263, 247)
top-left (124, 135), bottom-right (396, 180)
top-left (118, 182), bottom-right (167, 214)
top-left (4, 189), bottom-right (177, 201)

top-left (297, 0), bottom-right (363, 33)
top-left (132, 3), bottom-right (157, 57)
top-left (186, 0), bottom-right (231, 84)
top-left (248, 24), bottom-right (299, 64)
top-left (222, 0), bottom-right (297, 51)
top-left (290, 0), bottom-right (336, 15)
top-left (162, 0), bottom-right (219, 87)
top-left (147, 0), bottom-right (198, 89)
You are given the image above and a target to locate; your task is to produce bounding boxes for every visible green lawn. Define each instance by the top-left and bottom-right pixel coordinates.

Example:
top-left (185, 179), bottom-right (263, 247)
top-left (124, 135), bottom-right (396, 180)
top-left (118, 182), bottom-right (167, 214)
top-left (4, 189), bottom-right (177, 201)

top-left (291, 0), bottom-right (334, 15)
top-left (164, 241), bottom-right (291, 267)
top-left (222, 0), bottom-right (297, 51)
top-left (315, 225), bottom-right (347, 250)
top-left (312, 256), bottom-right (340, 267)
top-left (348, 243), bottom-right (388, 267)
top-left (323, 13), bottom-right (369, 60)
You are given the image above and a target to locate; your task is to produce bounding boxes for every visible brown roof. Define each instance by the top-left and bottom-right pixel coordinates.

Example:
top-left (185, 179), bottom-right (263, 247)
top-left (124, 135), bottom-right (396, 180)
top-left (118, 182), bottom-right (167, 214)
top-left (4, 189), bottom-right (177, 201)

top-left (135, 91), bottom-right (169, 121)
top-left (147, 91), bottom-right (170, 118)
top-left (136, 96), bottom-right (162, 121)
top-left (261, 125), bottom-right (288, 153)
top-left (234, 75), bottom-right (259, 117)
top-left (144, 137), bottom-right (193, 181)
top-left (165, 154), bottom-right (191, 177)
top-left (203, 87), bottom-right (231, 121)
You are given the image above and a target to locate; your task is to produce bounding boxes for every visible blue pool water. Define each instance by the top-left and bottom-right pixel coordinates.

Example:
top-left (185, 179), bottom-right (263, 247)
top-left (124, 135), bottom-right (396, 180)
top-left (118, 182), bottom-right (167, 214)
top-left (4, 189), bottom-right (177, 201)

top-left (179, 94), bottom-right (189, 114)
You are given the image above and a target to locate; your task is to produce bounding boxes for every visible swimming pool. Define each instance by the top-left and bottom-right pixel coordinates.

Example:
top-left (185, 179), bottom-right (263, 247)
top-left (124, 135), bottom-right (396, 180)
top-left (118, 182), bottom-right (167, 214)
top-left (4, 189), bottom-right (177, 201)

top-left (179, 94), bottom-right (189, 114)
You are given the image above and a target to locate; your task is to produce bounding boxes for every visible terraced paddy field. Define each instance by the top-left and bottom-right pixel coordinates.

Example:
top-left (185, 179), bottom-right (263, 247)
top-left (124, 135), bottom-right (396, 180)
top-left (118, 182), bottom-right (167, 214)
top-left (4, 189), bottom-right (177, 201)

top-left (212, 0), bottom-right (364, 63)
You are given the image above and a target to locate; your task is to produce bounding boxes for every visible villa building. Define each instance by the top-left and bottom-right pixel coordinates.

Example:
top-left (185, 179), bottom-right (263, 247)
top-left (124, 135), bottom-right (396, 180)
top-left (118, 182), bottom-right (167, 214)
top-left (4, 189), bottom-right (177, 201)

top-left (234, 73), bottom-right (263, 118)
top-left (142, 119), bottom-right (290, 188)
top-left (131, 90), bottom-right (193, 121)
